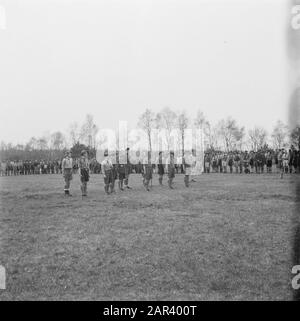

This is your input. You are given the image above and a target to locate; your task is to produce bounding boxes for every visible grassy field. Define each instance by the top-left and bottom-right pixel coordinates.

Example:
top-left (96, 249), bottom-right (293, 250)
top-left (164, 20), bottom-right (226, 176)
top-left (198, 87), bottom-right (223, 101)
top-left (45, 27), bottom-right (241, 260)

top-left (0, 172), bottom-right (298, 300)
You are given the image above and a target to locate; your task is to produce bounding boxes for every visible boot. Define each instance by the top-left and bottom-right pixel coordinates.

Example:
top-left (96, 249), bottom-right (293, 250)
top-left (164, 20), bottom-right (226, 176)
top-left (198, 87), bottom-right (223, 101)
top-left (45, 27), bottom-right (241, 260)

top-left (82, 185), bottom-right (87, 196)
top-left (110, 184), bottom-right (115, 194)
top-left (184, 176), bottom-right (189, 187)
top-left (65, 190), bottom-right (72, 196)
top-left (159, 177), bottom-right (163, 185)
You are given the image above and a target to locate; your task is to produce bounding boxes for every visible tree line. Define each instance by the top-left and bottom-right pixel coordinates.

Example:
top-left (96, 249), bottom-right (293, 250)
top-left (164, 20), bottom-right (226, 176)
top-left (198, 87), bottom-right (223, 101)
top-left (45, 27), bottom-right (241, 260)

top-left (137, 107), bottom-right (300, 154)
top-left (1, 109), bottom-right (300, 161)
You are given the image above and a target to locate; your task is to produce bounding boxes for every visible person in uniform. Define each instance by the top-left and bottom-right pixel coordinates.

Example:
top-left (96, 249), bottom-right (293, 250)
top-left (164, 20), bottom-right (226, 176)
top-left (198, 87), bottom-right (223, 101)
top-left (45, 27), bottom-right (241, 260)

top-left (282, 149), bottom-right (289, 178)
top-left (266, 151), bottom-right (273, 173)
top-left (142, 151), bottom-right (153, 191)
top-left (158, 151), bottom-right (164, 186)
top-left (183, 153), bottom-right (191, 187)
top-left (116, 151), bottom-right (126, 191)
top-left (183, 150), bottom-right (197, 187)
top-left (62, 150), bottom-right (73, 196)
top-left (101, 149), bottom-right (114, 194)
top-left (135, 150), bottom-right (143, 174)
top-left (79, 150), bottom-right (90, 197)
top-left (167, 151), bottom-right (176, 189)
top-left (124, 147), bottom-right (132, 189)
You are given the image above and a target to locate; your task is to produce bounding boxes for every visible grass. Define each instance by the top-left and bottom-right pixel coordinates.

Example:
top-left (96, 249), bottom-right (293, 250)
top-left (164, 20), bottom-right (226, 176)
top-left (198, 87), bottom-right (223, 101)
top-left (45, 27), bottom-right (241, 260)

top-left (0, 172), bottom-right (298, 300)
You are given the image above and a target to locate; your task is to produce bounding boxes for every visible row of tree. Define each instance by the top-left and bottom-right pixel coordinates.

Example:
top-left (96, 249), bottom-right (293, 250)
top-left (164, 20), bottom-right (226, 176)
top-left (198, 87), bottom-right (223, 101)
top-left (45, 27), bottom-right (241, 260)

top-left (0, 114), bottom-right (98, 151)
top-left (1, 109), bottom-right (300, 161)
top-left (138, 107), bottom-right (300, 153)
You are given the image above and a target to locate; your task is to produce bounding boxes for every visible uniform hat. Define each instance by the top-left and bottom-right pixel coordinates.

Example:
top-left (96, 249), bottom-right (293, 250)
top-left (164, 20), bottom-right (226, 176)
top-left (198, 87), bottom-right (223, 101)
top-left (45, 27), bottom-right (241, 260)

top-left (81, 149), bottom-right (87, 156)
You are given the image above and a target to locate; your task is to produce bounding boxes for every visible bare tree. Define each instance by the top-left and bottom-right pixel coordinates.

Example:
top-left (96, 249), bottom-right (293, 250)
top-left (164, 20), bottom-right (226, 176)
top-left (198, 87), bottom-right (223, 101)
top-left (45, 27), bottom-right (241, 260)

top-left (271, 120), bottom-right (288, 149)
top-left (0, 141), bottom-right (7, 151)
top-left (194, 110), bottom-right (206, 150)
top-left (69, 122), bottom-right (81, 146)
top-left (248, 127), bottom-right (268, 151)
top-left (218, 117), bottom-right (243, 151)
top-left (138, 108), bottom-right (156, 152)
top-left (203, 121), bottom-right (218, 150)
top-left (194, 110), bottom-right (206, 129)
top-left (96, 131), bottom-right (108, 151)
top-left (177, 110), bottom-right (189, 156)
top-left (37, 137), bottom-right (48, 150)
top-left (26, 137), bottom-right (38, 150)
top-left (50, 131), bottom-right (66, 150)
top-left (233, 126), bottom-right (245, 151)
top-left (291, 125), bottom-right (300, 149)
top-left (80, 114), bottom-right (99, 147)
top-left (156, 107), bottom-right (177, 151)
top-left (15, 144), bottom-right (24, 150)
top-left (91, 124), bottom-right (99, 149)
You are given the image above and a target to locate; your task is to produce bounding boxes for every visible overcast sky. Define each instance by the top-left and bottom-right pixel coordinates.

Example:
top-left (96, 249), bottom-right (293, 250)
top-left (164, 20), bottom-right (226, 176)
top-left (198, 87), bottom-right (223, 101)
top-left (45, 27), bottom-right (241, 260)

top-left (0, 0), bottom-right (288, 145)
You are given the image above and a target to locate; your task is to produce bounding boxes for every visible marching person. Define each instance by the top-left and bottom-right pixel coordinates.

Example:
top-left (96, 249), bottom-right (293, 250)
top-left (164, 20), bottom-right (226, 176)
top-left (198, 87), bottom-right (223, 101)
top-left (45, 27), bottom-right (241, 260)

top-left (79, 150), bottom-right (90, 197)
top-left (62, 150), bottom-right (73, 196)
top-left (101, 149), bottom-right (114, 194)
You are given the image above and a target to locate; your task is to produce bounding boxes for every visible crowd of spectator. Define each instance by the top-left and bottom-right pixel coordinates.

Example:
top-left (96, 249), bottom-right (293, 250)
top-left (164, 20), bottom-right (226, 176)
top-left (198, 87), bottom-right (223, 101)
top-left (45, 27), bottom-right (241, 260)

top-left (203, 147), bottom-right (300, 174)
top-left (1, 146), bottom-right (299, 176)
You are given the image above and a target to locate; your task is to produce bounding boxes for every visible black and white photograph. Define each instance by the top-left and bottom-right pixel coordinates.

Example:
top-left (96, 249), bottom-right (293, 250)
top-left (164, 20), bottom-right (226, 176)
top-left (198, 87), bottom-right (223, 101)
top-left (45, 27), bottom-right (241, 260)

top-left (0, 0), bottom-right (300, 305)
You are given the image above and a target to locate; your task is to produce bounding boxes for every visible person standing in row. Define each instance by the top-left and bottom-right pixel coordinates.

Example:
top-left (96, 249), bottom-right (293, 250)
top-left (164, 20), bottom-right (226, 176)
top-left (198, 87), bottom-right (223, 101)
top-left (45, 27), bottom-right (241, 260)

top-left (167, 151), bottom-right (176, 189)
top-left (158, 151), bottom-right (164, 186)
top-left (116, 151), bottom-right (126, 191)
top-left (124, 147), bottom-right (132, 189)
top-left (142, 151), bottom-right (153, 191)
top-left (62, 150), bottom-right (73, 196)
top-left (79, 150), bottom-right (90, 197)
top-left (184, 149), bottom-right (197, 187)
top-left (101, 150), bottom-right (114, 194)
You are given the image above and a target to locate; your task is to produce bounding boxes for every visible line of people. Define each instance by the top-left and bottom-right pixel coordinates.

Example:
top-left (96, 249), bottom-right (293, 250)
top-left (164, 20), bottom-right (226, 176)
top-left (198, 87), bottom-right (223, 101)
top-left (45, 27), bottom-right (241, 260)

top-left (2, 147), bottom-right (299, 182)
top-left (203, 148), bottom-right (300, 177)
top-left (62, 149), bottom-right (198, 197)
top-left (0, 158), bottom-right (102, 176)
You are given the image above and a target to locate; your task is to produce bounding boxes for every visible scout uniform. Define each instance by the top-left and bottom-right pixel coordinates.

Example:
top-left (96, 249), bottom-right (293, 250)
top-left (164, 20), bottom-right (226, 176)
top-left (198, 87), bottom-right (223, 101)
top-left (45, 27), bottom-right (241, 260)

top-left (282, 150), bottom-right (289, 177)
top-left (142, 152), bottom-right (153, 191)
top-left (184, 150), bottom-right (197, 186)
top-left (243, 151), bottom-right (250, 174)
top-left (79, 150), bottom-right (90, 197)
top-left (62, 151), bottom-right (73, 196)
top-left (135, 151), bottom-right (143, 174)
top-left (266, 152), bottom-right (273, 173)
top-left (101, 150), bottom-right (114, 194)
top-left (124, 147), bottom-right (132, 189)
top-left (116, 151), bottom-right (126, 191)
top-left (158, 151), bottom-right (164, 185)
top-left (167, 151), bottom-right (175, 189)
top-left (204, 153), bottom-right (211, 173)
